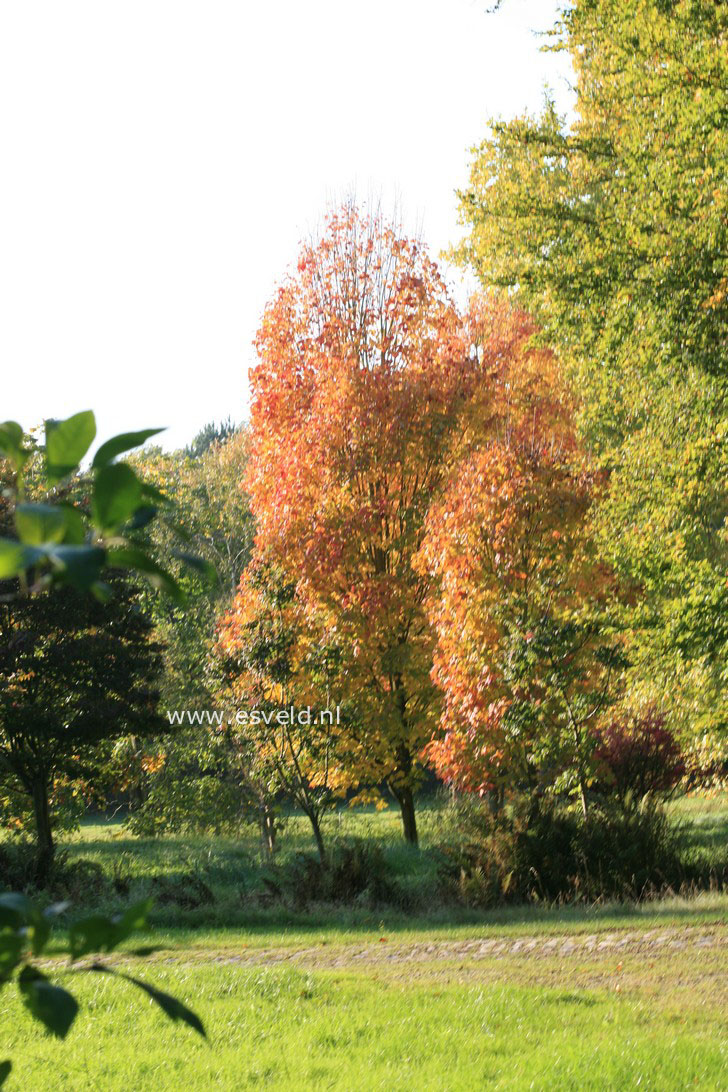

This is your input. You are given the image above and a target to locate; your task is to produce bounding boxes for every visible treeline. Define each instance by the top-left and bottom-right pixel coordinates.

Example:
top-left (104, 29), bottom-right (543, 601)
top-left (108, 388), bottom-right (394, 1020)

top-left (0, 0), bottom-right (726, 889)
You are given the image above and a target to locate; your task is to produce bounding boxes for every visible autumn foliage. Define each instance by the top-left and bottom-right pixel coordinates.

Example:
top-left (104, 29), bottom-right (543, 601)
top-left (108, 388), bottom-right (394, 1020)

top-left (418, 300), bottom-right (620, 811)
top-left (220, 205), bottom-right (624, 841)
top-left (239, 205), bottom-right (487, 842)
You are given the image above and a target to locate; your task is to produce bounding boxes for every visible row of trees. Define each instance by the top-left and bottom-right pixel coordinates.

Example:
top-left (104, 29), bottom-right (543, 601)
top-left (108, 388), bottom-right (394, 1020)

top-left (0, 0), bottom-right (724, 871)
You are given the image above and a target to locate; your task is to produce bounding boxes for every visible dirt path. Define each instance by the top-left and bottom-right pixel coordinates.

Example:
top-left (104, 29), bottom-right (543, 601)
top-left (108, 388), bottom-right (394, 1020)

top-left (176, 923), bottom-right (728, 973)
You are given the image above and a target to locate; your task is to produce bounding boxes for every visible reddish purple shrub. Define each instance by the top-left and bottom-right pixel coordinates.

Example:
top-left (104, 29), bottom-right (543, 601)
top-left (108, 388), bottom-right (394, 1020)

top-left (592, 709), bottom-right (685, 811)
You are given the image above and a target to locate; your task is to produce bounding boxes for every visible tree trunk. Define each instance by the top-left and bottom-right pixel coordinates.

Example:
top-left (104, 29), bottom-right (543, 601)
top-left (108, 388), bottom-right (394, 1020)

top-left (578, 778), bottom-right (589, 820)
top-left (31, 776), bottom-right (54, 886)
top-left (259, 803), bottom-right (276, 862)
top-left (307, 809), bottom-right (326, 864)
top-left (394, 784), bottom-right (418, 845)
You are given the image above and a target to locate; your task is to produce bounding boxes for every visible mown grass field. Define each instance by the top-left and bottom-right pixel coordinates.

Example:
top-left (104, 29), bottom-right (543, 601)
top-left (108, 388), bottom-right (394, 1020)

top-left (2, 794), bottom-right (727, 1089)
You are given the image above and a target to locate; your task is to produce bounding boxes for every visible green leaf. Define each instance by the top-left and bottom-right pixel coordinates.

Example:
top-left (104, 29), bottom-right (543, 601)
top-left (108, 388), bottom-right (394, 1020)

top-left (107, 547), bottom-right (185, 604)
top-left (111, 898), bottom-right (152, 947)
top-left (0, 540), bottom-right (44, 579)
top-left (0, 894), bottom-right (30, 922)
top-left (45, 411), bottom-right (96, 485)
top-left (0, 1060), bottom-right (11, 1087)
top-left (92, 429), bottom-right (165, 469)
top-left (0, 422), bottom-right (28, 473)
top-left (15, 504), bottom-right (67, 546)
top-left (47, 545), bottom-right (106, 591)
top-left (140, 480), bottom-right (171, 505)
top-left (18, 966), bottom-right (79, 1039)
top-left (92, 464), bottom-right (143, 532)
top-left (90, 965), bottom-right (205, 1037)
top-left (126, 505), bottom-right (157, 531)
top-left (69, 898), bottom-right (151, 961)
top-left (58, 504), bottom-right (86, 545)
top-left (29, 915), bottom-right (51, 959)
top-left (68, 915), bottom-right (117, 962)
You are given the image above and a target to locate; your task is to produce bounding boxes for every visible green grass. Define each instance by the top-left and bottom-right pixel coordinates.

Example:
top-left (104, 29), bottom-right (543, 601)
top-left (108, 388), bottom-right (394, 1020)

top-left (3, 956), bottom-right (726, 1090)
top-left (2, 794), bottom-right (726, 1089)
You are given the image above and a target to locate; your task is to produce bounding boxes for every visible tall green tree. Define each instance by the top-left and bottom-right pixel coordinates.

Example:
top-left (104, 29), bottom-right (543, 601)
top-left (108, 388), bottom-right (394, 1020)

top-left (454, 0), bottom-right (728, 737)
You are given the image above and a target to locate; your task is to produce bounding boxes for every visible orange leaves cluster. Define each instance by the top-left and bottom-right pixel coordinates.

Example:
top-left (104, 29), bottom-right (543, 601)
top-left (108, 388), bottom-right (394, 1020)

top-left (417, 302), bottom-right (607, 796)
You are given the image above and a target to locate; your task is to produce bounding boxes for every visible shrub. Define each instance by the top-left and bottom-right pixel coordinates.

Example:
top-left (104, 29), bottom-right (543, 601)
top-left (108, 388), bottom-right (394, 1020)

top-left (151, 869), bottom-right (215, 909)
top-left (0, 842), bottom-right (109, 900)
top-left (592, 709), bottom-right (685, 813)
top-left (436, 792), bottom-right (707, 907)
top-left (276, 840), bottom-right (405, 910)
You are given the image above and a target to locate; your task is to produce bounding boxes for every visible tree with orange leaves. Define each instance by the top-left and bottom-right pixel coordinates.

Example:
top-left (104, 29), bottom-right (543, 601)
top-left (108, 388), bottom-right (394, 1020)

top-left (244, 204), bottom-right (476, 843)
top-left (418, 298), bottom-right (624, 817)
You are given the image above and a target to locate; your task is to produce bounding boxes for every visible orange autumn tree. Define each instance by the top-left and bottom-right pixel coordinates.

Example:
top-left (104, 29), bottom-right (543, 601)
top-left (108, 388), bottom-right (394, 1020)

top-left (418, 300), bottom-right (624, 817)
top-left (244, 204), bottom-right (476, 843)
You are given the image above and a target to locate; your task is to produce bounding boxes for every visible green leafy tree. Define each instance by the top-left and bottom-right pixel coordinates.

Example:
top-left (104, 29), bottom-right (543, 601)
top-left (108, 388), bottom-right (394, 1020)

top-left (118, 427), bottom-right (255, 828)
top-left (0, 579), bottom-right (165, 882)
top-left (453, 0), bottom-right (728, 738)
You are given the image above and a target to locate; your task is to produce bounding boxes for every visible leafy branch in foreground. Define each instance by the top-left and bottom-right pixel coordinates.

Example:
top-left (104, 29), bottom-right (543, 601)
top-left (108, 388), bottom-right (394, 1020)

top-left (0, 893), bottom-right (205, 1087)
top-left (0, 411), bottom-right (217, 601)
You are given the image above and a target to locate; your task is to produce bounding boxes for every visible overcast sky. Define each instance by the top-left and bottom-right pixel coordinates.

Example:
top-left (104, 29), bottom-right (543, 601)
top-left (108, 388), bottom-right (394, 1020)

top-left (1, 0), bottom-right (573, 451)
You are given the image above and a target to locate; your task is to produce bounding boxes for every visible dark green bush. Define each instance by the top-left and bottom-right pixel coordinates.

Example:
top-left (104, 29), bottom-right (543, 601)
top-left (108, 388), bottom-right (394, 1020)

top-left (0, 841), bottom-right (108, 900)
top-left (151, 869), bottom-right (215, 909)
top-left (276, 840), bottom-right (407, 910)
top-left (437, 793), bottom-right (727, 907)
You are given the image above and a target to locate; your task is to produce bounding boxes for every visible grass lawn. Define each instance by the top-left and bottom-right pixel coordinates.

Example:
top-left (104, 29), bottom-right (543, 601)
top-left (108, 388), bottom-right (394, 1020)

top-left (1, 794), bottom-right (726, 1089)
top-left (2, 940), bottom-right (726, 1089)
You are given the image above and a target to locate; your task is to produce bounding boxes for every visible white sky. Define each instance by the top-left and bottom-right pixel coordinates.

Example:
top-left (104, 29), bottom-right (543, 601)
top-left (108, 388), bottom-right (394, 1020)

top-left (1, 0), bottom-right (573, 452)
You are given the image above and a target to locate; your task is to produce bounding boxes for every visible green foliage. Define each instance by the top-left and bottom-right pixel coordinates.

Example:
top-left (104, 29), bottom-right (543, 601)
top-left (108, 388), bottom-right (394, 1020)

top-left (0, 411), bottom-right (211, 602)
top-left (437, 794), bottom-right (721, 908)
top-left (0, 579), bottom-right (165, 879)
top-left (453, 0), bottom-right (728, 737)
top-left (276, 840), bottom-right (406, 911)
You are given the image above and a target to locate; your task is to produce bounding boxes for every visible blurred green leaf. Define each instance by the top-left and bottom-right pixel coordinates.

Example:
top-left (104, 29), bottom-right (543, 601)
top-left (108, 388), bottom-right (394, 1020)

top-left (0, 541), bottom-right (44, 579)
top-left (92, 464), bottom-right (143, 532)
top-left (92, 429), bottom-right (165, 469)
top-left (58, 504), bottom-right (86, 546)
top-left (107, 547), bottom-right (185, 604)
top-left (173, 552), bottom-right (219, 587)
top-left (15, 504), bottom-right (67, 546)
top-left (18, 966), bottom-right (79, 1039)
top-left (91, 965), bottom-right (206, 1038)
top-left (45, 412), bottom-right (96, 485)
top-left (0, 934), bottom-right (23, 983)
top-left (0, 1060), bottom-right (11, 1087)
top-left (68, 915), bottom-right (117, 962)
top-left (48, 545), bottom-right (106, 591)
top-left (0, 422), bottom-right (28, 473)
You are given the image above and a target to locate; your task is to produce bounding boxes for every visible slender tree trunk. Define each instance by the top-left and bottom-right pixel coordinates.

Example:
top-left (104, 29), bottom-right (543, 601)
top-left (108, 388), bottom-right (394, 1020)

top-left (259, 803), bottom-right (276, 862)
top-left (307, 809), bottom-right (326, 864)
top-left (394, 784), bottom-right (418, 845)
top-left (31, 776), bottom-right (54, 885)
top-left (578, 778), bottom-right (589, 820)
top-left (390, 736), bottom-right (418, 845)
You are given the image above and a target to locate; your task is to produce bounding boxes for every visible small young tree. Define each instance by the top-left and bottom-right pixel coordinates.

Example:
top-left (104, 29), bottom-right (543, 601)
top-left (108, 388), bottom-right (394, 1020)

top-left (217, 557), bottom-right (346, 862)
